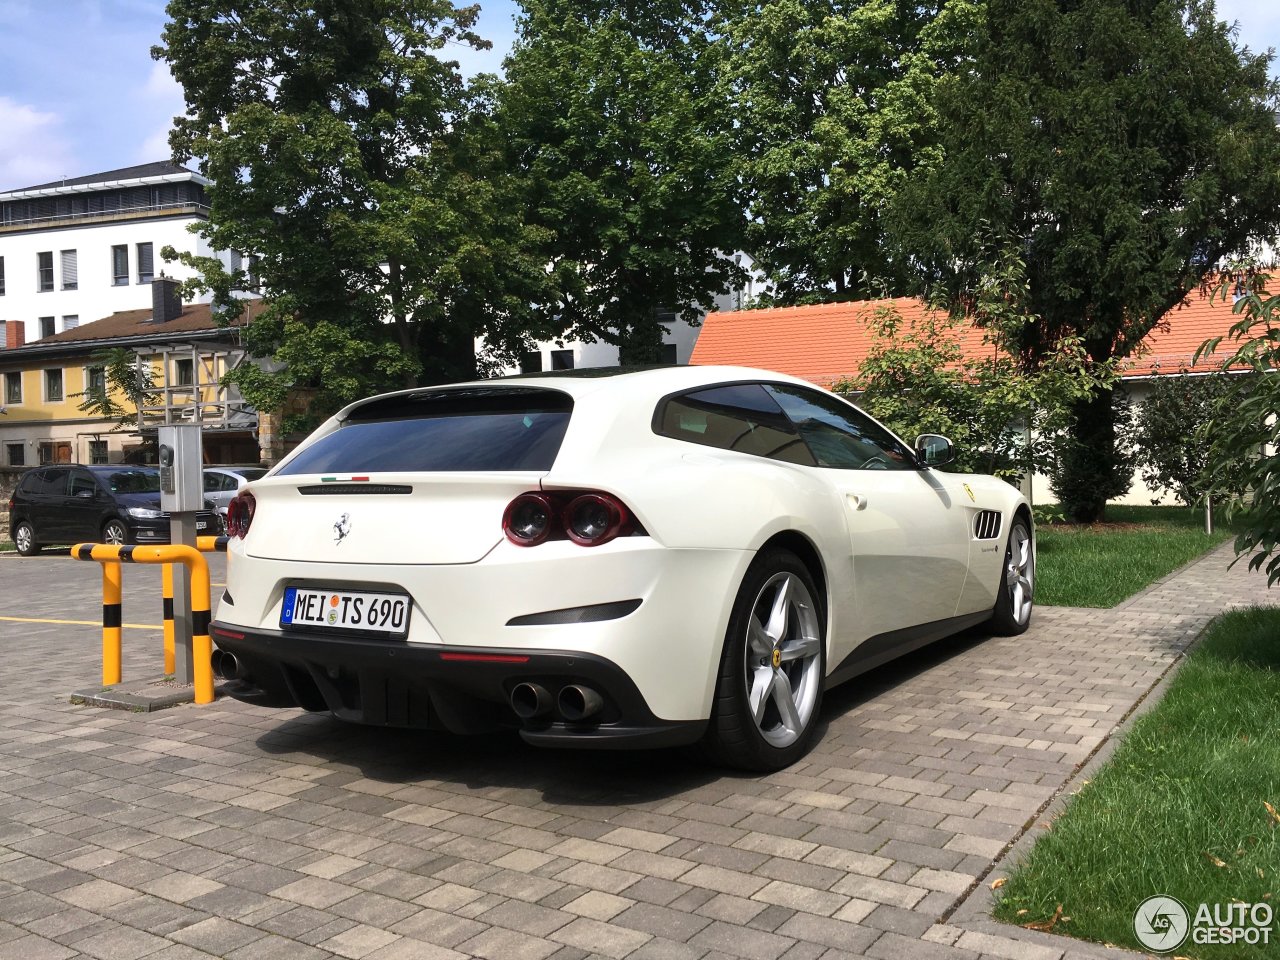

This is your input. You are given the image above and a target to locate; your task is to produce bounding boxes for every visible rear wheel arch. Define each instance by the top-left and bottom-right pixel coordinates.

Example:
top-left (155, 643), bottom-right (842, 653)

top-left (758, 531), bottom-right (828, 623)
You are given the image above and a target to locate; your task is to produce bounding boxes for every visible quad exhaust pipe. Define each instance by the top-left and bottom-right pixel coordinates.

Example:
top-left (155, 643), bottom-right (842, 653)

top-left (557, 684), bottom-right (603, 722)
top-left (510, 682), bottom-right (553, 719)
top-left (211, 648), bottom-right (245, 682)
top-left (509, 682), bottom-right (604, 722)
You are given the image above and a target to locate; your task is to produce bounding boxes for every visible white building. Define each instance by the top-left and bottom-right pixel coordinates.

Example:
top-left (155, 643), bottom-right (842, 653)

top-left (503, 252), bottom-right (764, 374)
top-left (0, 161), bottom-right (243, 341)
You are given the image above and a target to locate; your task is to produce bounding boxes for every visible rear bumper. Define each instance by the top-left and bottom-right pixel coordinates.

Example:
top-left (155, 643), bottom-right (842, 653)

top-left (210, 623), bottom-right (706, 749)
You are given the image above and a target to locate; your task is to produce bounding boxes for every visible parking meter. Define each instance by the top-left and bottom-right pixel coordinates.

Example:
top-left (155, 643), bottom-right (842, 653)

top-left (158, 425), bottom-right (203, 683)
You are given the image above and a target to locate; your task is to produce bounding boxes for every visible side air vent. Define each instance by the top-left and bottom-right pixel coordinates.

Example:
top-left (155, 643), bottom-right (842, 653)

top-left (974, 510), bottom-right (1002, 540)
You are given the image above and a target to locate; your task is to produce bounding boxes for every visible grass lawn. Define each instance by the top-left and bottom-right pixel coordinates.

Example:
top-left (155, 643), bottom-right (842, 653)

top-left (992, 607), bottom-right (1280, 958)
top-left (1035, 505), bottom-right (1241, 607)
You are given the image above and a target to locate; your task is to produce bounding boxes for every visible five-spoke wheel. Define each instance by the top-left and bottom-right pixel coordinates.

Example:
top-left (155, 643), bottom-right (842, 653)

top-left (990, 516), bottom-right (1034, 635)
top-left (102, 519), bottom-right (129, 546)
top-left (705, 549), bottom-right (825, 770)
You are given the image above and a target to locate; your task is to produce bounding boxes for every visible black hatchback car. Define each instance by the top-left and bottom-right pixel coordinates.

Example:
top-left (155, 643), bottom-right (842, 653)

top-left (8, 464), bottom-right (220, 556)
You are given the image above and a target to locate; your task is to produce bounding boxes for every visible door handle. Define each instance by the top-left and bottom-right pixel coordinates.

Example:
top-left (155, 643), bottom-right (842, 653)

top-left (846, 494), bottom-right (868, 511)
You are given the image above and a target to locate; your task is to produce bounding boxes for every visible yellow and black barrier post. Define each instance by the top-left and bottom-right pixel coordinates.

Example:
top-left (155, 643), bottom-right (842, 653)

top-left (73, 543), bottom-right (215, 705)
top-left (162, 563), bottom-right (175, 676)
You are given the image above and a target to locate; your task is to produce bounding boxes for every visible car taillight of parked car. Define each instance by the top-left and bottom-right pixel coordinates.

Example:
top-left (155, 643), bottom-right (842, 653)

top-left (503, 490), bottom-right (639, 547)
top-left (226, 491), bottom-right (256, 539)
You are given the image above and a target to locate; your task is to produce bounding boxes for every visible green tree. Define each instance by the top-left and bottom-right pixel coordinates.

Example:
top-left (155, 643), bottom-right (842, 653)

top-left (500, 0), bottom-right (746, 364)
top-left (896, 0), bottom-right (1280, 521)
top-left (837, 255), bottom-right (1116, 482)
top-left (1132, 366), bottom-right (1252, 506)
top-left (153, 0), bottom-right (555, 423)
top-left (1197, 281), bottom-right (1280, 584)
top-left (73, 348), bottom-right (161, 432)
top-left (723, 0), bottom-right (979, 303)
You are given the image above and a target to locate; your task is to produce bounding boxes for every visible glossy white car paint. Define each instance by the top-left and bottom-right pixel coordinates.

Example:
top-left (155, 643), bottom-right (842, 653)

top-left (213, 365), bottom-right (1032, 766)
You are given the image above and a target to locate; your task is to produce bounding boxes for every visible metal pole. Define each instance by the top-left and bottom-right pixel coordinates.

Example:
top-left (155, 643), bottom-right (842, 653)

top-left (171, 516), bottom-right (197, 684)
top-left (1205, 496), bottom-right (1213, 536)
top-left (102, 560), bottom-right (122, 685)
top-left (162, 563), bottom-right (175, 675)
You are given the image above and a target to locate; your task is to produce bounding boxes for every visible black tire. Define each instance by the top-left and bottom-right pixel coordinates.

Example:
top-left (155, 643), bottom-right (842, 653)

top-left (13, 520), bottom-right (40, 556)
top-left (989, 516), bottom-right (1034, 636)
top-left (102, 519), bottom-right (130, 546)
top-left (702, 549), bottom-right (826, 771)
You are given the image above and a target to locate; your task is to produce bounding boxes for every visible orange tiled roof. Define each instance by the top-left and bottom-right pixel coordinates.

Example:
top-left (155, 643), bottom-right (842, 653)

top-left (690, 291), bottom-right (1250, 385)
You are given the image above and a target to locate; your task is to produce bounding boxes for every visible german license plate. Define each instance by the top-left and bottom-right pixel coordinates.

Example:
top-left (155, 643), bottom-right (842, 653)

top-left (196, 520), bottom-right (209, 531)
top-left (281, 586), bottom-right (410, 636)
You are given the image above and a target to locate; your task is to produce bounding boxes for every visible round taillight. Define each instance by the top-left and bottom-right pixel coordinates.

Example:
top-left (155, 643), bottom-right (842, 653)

top-left (503, 493), bottom-right (555, 546)
top-left (564, 493), bottom-right (624, 546)
top-left (227, 491), bottom-right (256, 539)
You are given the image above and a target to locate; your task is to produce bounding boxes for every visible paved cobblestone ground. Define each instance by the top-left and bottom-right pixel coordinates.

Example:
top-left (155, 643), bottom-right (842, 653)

top-left (0, 542), bottom-right (1273, 960)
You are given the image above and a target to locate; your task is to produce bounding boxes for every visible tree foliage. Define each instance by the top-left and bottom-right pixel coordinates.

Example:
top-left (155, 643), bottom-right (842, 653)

top-left (1197, 281), bottom-right (1280, 584)
top-left (838, 255), bottom-right (1117, 482)
top-left (153, 0), bottom-right (555, 423)
top-left (723, 0), bottom-right (978, 303)
top-left (73, 348), bottom-right (161, 432)
top-left (500, 0), bottom-right (746, 364)
top-left (1131, 367), bottom-right (1252, 506)
top-left (896, 0), bottom-right (1280, 521)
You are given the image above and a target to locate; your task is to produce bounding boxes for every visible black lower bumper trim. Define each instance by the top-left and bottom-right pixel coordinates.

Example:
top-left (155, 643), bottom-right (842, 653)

top-left (211, 622), bottom-right (705, 749)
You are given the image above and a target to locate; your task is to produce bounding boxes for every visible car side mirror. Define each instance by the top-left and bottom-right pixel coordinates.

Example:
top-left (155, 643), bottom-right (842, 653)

top-left (75, 489), bottom-right (95, 499)
top-left (914, 434), bottom-right (955, 467)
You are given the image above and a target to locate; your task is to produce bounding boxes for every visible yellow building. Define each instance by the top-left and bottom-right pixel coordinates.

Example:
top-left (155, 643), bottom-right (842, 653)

top-left (0, 283), bottom-right (264, 467)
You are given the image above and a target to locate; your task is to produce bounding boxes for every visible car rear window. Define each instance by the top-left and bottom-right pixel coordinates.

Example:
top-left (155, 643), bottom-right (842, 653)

top-left (277, 387), bottom-right (574, 475)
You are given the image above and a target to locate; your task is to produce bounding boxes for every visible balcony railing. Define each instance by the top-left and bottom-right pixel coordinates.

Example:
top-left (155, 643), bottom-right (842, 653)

top-left (0, 202), bottom-right (211, 232)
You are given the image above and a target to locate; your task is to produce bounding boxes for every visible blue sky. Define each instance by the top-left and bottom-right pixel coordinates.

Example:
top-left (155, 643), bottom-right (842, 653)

top-left (0, 0), bottom-right (1277, 192)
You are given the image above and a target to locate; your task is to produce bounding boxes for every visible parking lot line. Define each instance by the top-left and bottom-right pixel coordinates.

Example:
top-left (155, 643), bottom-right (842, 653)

top-left (0, 615), bottom-right (162, 629)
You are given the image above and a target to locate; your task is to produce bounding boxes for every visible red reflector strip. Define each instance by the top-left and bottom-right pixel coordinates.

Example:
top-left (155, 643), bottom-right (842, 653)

top-left (439, 652), bottom-right (530, 664)
top-left (212, 627), bottom-right (245, 640)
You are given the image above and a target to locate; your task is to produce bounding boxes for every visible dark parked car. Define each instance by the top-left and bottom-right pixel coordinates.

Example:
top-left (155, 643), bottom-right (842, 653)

top-left (8, 464), bottom-right (220, 556)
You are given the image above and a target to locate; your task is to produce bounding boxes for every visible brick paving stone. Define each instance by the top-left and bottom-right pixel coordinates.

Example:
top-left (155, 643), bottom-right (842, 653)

top-left (0, 543), bottom-right (1271, 960)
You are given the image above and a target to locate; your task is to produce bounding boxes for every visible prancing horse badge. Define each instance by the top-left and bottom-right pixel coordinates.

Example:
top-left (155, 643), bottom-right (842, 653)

top-left (333, 513), bottom-right (351, 545)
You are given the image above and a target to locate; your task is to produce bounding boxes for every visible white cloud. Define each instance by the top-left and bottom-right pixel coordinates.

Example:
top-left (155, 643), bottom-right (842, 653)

top-left (133, 61), bottom-right (185, 164)
top-left (0, 96), bottom-right (77, 189)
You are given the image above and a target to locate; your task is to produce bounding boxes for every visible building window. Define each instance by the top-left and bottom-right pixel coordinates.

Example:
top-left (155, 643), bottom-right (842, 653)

top-left (62, 315), bottom-right (78, 331)
top-left (86, 366), bottom-right (106, 399)
top-left (175, 358), bottom-right (194, 386)
top-left (111, 245), bottom-right (128, 286)
top-left (229, 249), bottom-right (242, 272)
top-left (39, 441), bottom-right (71, 464)
top-left (37, 251), bottom-right (53, 291)
top-left (519, 351), bottom-right (543, 374)
top-left (550, 349), bottom-right (575, 370)
top-left (137, 242), bottom-right (154, 283)
top-left (4, 371), bottom-right (20, 404)
top-left (60, 249), bottom-right (77, 290)
top-left (0, 255), bottom-right (5, 295)
top-left (5, 442), bottom-right (24, 467)
top-left (39, 317), bottom-right (55, 339)
top-left (88, 440), bottom-right (108, 465)
top-left (661, 342), bottom-right (678, 365)
top-left (44, 368), bottom-right (63, 403)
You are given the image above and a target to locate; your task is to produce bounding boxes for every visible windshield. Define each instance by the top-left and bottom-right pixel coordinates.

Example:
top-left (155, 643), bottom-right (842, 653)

top-left (278, 387), bottom-right (573, 475)
top-left (100, 469), bottom-right (162, 494)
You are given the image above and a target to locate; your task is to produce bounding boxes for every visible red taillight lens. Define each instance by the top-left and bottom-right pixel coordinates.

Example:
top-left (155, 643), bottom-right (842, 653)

top-left (503, 492), bottom-right (555, 546)
top-left (564, 493), bottom-right (625, 546)
top-left (503, 490), bottom-right (638, 547)
top-left (226, 491), bottom-right (256, 539)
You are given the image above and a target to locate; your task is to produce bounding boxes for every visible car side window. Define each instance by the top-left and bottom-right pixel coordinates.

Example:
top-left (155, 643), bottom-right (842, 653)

top-left (41, 467), bottom-right (72, 495)
top-left (654, 384), bottom-right (817, 466)
top-left (203, 473), bottom-right (222, 493)
top-left (765, 384), bottom-right (916, 471)
top-left (69, 470), bottom-right (98, 497)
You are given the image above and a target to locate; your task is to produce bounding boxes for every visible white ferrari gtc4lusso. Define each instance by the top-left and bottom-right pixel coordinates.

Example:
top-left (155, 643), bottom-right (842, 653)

top-left (210, 366), bottom-right (1034, 770)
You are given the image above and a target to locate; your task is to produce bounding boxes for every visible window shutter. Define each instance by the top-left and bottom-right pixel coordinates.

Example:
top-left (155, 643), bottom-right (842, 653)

top-left (137, 243), bottom-right (154, 280)
top-left (60, 250), bottom-right (77, 289)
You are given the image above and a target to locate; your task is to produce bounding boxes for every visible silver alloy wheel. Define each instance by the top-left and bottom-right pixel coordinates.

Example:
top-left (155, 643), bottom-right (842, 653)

top-left (1006, 523), bottom-right (1034, 625)
top-left (103, 521), bottom-right (127, 546)
top-left (14, 523), bottom-right (33, 553)
top-left (744, 571), bottom-right (823, 748)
